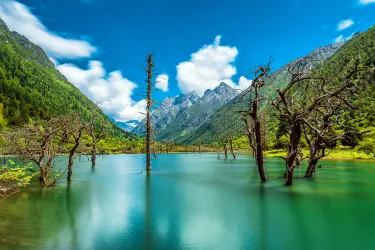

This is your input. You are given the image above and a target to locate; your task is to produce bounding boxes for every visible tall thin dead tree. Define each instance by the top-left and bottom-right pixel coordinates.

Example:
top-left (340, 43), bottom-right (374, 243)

top-left (238, 59), bottom-right (272, 182)
top-left (142, 53), bottom-right (157, 172)
top-left (273, 56), bottom-right (364, 185)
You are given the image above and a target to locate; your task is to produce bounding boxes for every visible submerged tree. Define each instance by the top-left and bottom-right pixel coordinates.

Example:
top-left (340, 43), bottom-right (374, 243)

top-left (227, 135), bottom-right (236, 160)
top-left (87, 114), bottom-right (107, 167)
top-left (211, 142), bottom-right (221, 159)
top-left (5, 117), bottom-right (70, 186)
top-left (273, 56), bottom-right (365, 185)
top-left (142, 53), bottom-right (157, 172)
top-left (238, 59), bottom-right (272, 182)
top-left (65, 113), bottom-right (87, 182)
top-left (238, 112), bottom-right (256, 157)
top-left (220, 139), bottom-right (228, 160)
top-left (303, 99), bottom-right (370, 178)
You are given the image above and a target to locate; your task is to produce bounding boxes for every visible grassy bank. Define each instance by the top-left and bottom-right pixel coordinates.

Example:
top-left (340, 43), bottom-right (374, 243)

top-left (265, 148), bottom-right (375, 160)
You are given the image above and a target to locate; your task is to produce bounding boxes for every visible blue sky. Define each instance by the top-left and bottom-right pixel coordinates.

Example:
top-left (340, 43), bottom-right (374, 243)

top-left (1, 0), bottom-right (375, 122)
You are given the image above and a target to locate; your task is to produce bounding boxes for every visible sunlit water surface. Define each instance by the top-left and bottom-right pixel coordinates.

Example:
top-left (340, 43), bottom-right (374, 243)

top-left (1, 153), bottom-right (375, 250)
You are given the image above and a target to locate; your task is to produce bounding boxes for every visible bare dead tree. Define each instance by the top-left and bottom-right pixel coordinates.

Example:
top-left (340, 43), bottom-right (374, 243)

top-left (141, 53), bottom-right (158, 172)
top-left (238, 112), bottom-right (256, 157)
top-left (87, 114), bottom-right (107, 167)
top-left (237, 59), bottom-right (272, 182)
top-left (303, 100), bottom-right (370, 178)
top-left (220, 139), bottom-right (228, 160)
top-left (5, 117), bottom-right (70, 187)
top-left (226, 135), bottom-right (236, 160)
top-left (273, 56), bottom-right (365, 185)
top-left (65, 113), bottom-right (88, 182)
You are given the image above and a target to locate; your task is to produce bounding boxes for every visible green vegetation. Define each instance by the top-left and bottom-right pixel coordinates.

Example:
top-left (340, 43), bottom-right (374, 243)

top-left (0, 160), bottom-right (34, 196)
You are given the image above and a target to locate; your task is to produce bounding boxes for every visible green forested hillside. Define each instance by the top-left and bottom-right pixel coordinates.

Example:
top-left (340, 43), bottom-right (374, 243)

top-left (187, 26), bottom-right (375, 154)
top-left (0, 18), bottom-right (127, 138)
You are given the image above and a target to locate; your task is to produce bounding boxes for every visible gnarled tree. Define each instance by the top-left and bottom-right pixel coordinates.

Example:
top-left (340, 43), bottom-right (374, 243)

top-left (65, 113), bottom-right (87, 182)
top-left (303, 100), bottom-right (370, 178)
top-left (5, 116), bottom-right (70, 187)
top-left (273, 56), bottom-right (365, 185)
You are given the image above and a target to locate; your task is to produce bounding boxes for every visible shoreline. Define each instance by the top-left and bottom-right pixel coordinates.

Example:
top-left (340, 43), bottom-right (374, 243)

top-left (1, 150), bottom-right (374, 161)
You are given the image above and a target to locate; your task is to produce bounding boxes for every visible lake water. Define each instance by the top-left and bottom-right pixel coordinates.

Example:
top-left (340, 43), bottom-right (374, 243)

top-left (1, 153), bottom-right (375, 250)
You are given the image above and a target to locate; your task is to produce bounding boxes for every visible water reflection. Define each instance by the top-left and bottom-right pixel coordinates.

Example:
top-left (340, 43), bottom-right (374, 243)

top-left (0, 154), bottom-right (375, 249)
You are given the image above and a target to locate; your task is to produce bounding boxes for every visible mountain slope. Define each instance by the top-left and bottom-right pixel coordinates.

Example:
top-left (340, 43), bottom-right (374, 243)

top-left (0, 18), bottom-right (126, 136)
top-left (132, 90), bottom-right (200, 136)
top-left (184, 42), bottom-right (345, 144)
top-left (133, 82), bottom-right (238, 143)
top-left (155, 82), bottom-right (238, 143)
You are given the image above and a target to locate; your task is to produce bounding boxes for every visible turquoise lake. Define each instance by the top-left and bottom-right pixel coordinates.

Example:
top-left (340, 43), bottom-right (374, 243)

top-left (1, 153), bottom-right (375, 250)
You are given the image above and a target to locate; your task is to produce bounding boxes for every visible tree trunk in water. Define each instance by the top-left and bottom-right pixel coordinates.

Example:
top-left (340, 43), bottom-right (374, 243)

top-left (230, 141), bottom-right (236, 160)
top-left (286, 168), bottom-right (294, 186)
top-left (217, 149), bottom-right (220, 159)
top-left (247, 133), bottom-right (256, 157)
top-left (91, 143), bottom-right (97, 166)
top-left (285, 122), bottom-right (302, 186)
top-left (305, 159), bottom-right (318, 178)
top-left (68, 137), bottom-right (80, 182)
top-left (67, 158), bottom-right (73, 182)
top-left (224, 145), bottom-right (228, 160)
top-left (145, 54), bottom-right (154, 172)
top-left (305, 141), bottom-right (321, 178)
top-left (39, 169), bottom-right (46, 183)
top-left (254, 120), bottom-right (266, 181)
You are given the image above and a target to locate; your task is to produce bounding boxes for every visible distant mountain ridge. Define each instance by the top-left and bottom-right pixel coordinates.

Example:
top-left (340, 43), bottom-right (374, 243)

top-left (132, 82), bottom-right (238, 142)
top-left (113, 119), bottom-right (140, 132)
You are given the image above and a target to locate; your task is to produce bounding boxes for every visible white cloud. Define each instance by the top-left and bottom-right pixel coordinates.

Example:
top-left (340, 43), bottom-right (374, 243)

top-left (360, 0), bottom-right (375, 4)
top-left (0, 0), bottom-right (96, 59)
top-left (236, 76), bottom-right (253, 91)
top-left (334, 32), bottom-right (356, 43)
top-left (176, 35), bottom-right (239, 96)
top-left (334, 35), bottom-right (345, 43)
top-left (156, 74), bottom-right (169, 92)
top-left (337, 19), bottom-right (354, 31)
top-left (57, 61), bottom-right (147, 122)
top-left (176, 35), bottom-right (253, 95)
